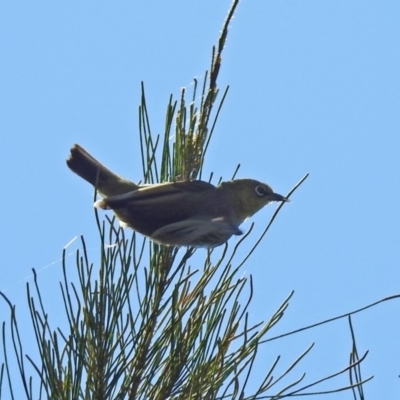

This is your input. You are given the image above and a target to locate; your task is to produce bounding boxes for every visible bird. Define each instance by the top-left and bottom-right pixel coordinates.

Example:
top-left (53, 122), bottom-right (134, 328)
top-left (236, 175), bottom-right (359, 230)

top-left (66, 144), bottom-right (288, 247)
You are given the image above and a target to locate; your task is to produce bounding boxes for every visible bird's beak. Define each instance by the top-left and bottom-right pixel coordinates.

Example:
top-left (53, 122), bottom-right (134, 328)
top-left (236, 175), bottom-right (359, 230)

top-left (271, 192), bottom-right (290, 202)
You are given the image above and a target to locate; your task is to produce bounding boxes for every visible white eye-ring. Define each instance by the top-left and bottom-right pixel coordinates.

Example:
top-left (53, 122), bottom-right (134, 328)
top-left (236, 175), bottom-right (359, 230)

top-left (255, 185), bottom-right (268, 197)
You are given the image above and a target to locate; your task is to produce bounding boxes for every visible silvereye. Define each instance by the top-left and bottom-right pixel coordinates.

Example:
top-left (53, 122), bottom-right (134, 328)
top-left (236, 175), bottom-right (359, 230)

top-left (67, 144), bottom-right (288, 247)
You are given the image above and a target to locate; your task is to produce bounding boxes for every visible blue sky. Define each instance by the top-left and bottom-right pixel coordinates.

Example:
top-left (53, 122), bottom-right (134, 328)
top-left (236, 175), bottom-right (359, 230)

top-left (1, 1), bottom-right (399, 398)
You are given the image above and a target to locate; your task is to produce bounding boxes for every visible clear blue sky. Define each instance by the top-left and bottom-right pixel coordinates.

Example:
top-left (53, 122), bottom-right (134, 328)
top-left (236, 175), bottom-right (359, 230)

top-left (1, 1), bottom-right (399, 398)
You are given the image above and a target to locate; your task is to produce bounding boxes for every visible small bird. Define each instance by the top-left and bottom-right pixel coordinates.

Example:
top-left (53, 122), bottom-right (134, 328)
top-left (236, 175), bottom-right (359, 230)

top-left (66, 144), bottom-right (288, 247)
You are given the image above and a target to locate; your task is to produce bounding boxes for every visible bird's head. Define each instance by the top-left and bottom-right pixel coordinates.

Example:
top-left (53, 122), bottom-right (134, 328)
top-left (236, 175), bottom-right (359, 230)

top-left (220, 179), bottom-right (289, 222)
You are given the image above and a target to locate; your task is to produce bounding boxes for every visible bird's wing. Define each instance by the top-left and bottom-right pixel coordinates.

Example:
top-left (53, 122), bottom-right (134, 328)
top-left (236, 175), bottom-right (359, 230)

top-left (151, 218), bottom-right (243, 247)
top-left (95, 180), bottom-right (223, 239)
top-left (98, 180), bottom-right (216, 209)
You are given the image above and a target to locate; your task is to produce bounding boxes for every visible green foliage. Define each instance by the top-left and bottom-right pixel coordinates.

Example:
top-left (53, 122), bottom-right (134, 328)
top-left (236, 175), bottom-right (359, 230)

top-left (0, 1), bottom-right (375, 399)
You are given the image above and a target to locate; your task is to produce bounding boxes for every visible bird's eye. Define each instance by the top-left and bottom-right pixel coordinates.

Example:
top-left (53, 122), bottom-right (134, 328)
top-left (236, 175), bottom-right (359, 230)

top-left (255, 185), bottom-right (267, 197)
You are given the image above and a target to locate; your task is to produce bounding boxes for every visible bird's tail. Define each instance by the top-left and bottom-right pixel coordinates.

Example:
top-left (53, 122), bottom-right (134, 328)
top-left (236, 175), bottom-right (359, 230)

top-left (66, 144), bottom-right (138, 197)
